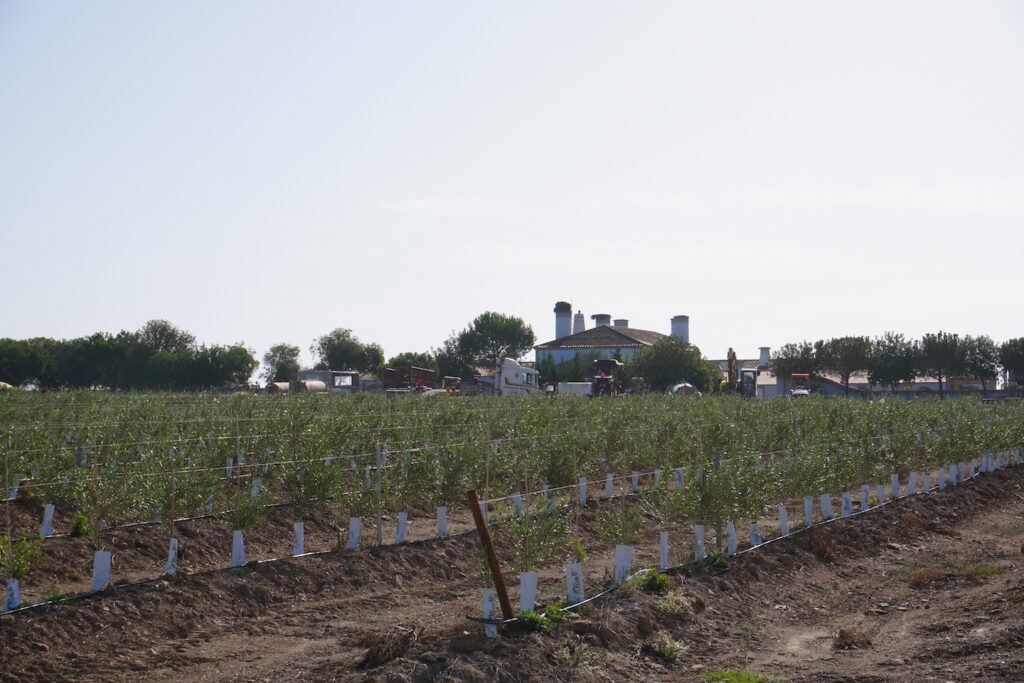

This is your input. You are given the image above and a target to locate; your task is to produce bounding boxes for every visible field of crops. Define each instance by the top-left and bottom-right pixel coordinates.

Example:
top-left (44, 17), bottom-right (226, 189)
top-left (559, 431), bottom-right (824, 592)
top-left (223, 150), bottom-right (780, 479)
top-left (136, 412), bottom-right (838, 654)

top-left (2, 392), bottom-right (1023, 612)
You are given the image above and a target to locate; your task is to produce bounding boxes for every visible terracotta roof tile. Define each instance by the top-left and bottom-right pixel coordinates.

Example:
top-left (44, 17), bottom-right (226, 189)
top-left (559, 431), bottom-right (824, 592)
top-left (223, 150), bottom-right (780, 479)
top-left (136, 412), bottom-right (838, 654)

top-left (535, 326), bottom-right (666, 350)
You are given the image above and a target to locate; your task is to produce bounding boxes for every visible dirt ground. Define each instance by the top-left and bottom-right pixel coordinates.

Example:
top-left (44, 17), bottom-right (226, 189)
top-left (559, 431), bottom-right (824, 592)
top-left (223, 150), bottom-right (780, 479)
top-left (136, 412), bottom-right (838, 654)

top-left (2, 465), bottom-right (1023, 682)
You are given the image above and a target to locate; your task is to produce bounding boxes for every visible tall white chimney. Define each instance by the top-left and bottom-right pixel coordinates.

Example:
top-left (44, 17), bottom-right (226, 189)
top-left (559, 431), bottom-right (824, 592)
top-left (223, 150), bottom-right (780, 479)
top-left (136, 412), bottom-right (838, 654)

top-left (554, 301), bottom-right (572, 339)
top-left (613, 319), bottom-right (629, 328)
top-left (591, 313), bottom-right (611, 327)
top-left (670, 315), bottom-right (689, 343)
top-left (572, 311), bottom-right (585, 334)
top-left (758, 346), bottom-right (771, 369)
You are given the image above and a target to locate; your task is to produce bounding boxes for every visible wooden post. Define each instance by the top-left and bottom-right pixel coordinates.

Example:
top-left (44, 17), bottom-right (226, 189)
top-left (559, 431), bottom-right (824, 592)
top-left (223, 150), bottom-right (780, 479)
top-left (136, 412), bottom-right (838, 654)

top-left (467, 489), bottom-right (514, 623)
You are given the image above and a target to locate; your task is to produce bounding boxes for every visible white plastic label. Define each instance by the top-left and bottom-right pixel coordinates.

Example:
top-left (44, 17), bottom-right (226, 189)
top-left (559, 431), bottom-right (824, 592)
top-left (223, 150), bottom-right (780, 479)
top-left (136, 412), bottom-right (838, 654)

top-left (40, 503), bottom-right (55, 538)
top-left (891, 473), bottom-right (900, 499)
top-left (860, 484), bottom-right (870, 511)
top-left (511, 493), bottom-right (523, 516)
top-left (436, 507), bottom-right (447, 538)
top-left (91, 550), bottom-right (112, 591)
top-left (674, 468), bottom-right (684, 489)
top-left (694, 525), bottom-right (705, 560)
top-left (3, 578), bottom-right (20, 612)
top-left (566, 563), bottom-right (585, 604)
top-left (726, 522), bottom-right (737, 556)
top-left (346, 518), bottom-right (362, 550)
top-left (482, 589), bottom-right (498, 639)
top-left (659, 530), bottom-right (669, 570)
top-left (820, 494), bottom-right (834, 520)
top-left (519, 572), bottom-right (538, 613)
top-left (231, 530), bottom-right (246, 567)
top-left (165, 537), bottom-right (179, 575)
top-left (750, 522), bottom-right (763, 546)
top-left (613, 545), bottom-right (634, 585)
top-left (804, 497), bottom-right (814, 527)
top-left (578, 476), bottom-right (588, 505)
top-left (778, 506), bottom-right (789, 536)
top-left (605, 474), bottom-right (615, 499)
top-left (293, 521), bottom-right (304, 556)
top-left (395, 511), bottom-right (408, 544)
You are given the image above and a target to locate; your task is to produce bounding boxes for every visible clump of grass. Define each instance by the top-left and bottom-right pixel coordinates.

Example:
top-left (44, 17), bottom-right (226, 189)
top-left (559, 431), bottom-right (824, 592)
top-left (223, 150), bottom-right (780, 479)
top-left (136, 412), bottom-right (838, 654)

top-left (514, 601), bottom-right (570, 635)
top-left (631, 569), bottom-right (672, 594)
top-left (647, 632), bottom-right (685, 663)
top-left (907, 567), bottom-right (945, 588)
top-left (69, 513), bottom-right (91, 539)
top-left (44, 587), bottom-right (69, 605)
top-left (700, 670), bottom-right (781, 683)
top-left (659, 590), bottom-right (700, 618)
top-left (908, 565), bottom-right (1005, 588)
top-left (555, 642), bottom-right (595, 670)
top-left (833, 627), bottom-right (872, 650)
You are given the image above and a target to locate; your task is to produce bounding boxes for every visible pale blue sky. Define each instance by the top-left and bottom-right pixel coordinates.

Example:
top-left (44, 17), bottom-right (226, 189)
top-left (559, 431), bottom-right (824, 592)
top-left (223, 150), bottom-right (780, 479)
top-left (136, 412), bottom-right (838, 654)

top-left (2, 1), bottom-right (1022, 367)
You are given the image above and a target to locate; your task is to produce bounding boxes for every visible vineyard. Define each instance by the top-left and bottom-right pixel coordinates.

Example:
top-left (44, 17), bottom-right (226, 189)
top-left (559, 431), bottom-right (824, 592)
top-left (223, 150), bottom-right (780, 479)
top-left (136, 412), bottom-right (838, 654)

top-left (2, 393), bottom-right (1024, 680)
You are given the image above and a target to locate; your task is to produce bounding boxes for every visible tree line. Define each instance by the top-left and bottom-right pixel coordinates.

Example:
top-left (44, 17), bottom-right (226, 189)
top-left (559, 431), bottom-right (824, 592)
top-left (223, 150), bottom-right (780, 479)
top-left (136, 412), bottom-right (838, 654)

top-left (261, 311), bottom-right (538, 383)
top-left (0, 320), bottom-right (257, 391)
top-left (769, 332), bottom-right (1024, 397)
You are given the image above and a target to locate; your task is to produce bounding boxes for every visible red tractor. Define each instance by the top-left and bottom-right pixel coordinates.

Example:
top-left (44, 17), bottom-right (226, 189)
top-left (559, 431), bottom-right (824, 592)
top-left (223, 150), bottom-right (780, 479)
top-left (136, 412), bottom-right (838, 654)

top-left (590, 358), bottom-right (624, 397)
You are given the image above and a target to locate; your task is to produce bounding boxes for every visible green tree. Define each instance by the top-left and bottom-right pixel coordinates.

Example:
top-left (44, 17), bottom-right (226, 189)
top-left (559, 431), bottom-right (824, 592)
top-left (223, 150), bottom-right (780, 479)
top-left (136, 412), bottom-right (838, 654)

top-left (0, 339), bottom-right (52, 386)
top-left (999, 338), bottom-right (1024, 387)
top-left (310, 329), bottom-right (384, 374)
top-left (630, 337), bottom-right (716, 392)
top-left (962, 335), bottom-right (999, 392)
top-left (262, 343), bottom-right (300, 383)
top-left (769, 341), bottom-right (820, 392)
top-left (918, 331), bottom-right (964, 399)
top-left (455, 312), bottom-right (536, 374)
top-left (137, 320), bottom-right (196, 353)
top-left (821, 336), bottom-right (872, 396)
top-left (867, 332), bottom-right (917, 393)
top-left (433, 334), bottom-right (475, 380)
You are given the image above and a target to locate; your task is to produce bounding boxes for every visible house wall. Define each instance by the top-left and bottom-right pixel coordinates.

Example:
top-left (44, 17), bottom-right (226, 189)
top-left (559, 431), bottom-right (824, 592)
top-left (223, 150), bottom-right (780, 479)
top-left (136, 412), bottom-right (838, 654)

top-left (536, 347), bottom-right (640, 365)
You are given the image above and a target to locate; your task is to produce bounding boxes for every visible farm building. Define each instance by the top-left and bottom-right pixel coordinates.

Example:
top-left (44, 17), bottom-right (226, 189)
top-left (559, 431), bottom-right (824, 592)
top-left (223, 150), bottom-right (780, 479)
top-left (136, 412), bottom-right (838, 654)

top-left (534, 301), bottom-right (690, 364)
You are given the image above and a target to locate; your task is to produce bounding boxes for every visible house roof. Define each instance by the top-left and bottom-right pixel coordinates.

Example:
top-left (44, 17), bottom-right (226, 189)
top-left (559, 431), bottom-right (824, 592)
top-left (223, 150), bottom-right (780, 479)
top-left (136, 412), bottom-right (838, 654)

top-left (535, 326), bottom-right (666, 350)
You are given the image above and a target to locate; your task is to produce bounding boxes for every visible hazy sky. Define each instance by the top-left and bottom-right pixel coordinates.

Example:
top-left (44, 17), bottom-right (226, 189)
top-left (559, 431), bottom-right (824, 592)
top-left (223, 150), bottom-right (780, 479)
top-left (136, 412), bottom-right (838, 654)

top-left (2, 1), bottom-right (1022, 367)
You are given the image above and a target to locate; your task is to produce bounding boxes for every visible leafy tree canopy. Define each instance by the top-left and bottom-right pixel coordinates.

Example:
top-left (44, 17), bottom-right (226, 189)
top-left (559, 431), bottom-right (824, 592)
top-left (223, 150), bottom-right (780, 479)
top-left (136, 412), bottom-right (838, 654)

top-left (310, 328), bottom-right (384, 374)
top-left (629, 337), bottom-right (719, 393)
top-left (262, 343), bottom-right (300, 383)
top-left (455, 312), bottom-right (536, 371)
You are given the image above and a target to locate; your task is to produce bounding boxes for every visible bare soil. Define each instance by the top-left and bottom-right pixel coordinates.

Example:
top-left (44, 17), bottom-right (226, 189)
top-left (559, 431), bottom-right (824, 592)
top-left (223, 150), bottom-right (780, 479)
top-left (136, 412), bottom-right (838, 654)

top-left (2, 467), bottom-right (1023, 682)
